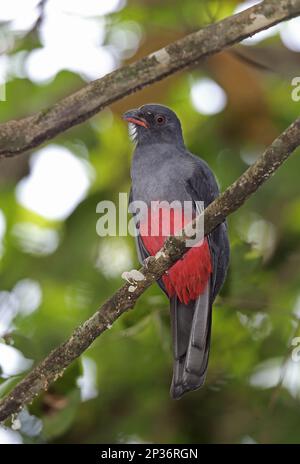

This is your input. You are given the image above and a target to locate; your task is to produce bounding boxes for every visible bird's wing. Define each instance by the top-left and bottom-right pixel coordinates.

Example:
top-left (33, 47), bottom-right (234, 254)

top-left (185, 155), bottom-right (230, 302)
top-left (170, 155), bottom-right (229, 398)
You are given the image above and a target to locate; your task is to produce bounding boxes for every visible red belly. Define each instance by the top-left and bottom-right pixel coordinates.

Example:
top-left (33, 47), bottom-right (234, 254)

top-left (140, 207), bottom-right (212, 304)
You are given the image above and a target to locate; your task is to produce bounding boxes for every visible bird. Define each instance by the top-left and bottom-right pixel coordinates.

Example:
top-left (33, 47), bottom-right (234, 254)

top-left (123, 104), bottom-right (230, 399)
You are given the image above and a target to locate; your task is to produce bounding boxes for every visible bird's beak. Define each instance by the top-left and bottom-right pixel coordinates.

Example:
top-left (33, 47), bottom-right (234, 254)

top-left (122, 110), bottom-right (149, 129)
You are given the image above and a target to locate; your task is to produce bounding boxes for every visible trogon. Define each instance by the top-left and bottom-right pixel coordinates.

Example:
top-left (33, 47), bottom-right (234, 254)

top-left (123, 104), bottom-right (230, 399)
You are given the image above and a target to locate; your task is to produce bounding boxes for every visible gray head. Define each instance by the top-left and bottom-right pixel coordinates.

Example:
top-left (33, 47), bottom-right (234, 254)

top-left (123, 104), bottom-right (184, 147)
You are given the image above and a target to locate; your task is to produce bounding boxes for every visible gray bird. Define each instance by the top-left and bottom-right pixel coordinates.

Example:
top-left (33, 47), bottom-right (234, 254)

top-left (123, 104), bottom-right (229, 399)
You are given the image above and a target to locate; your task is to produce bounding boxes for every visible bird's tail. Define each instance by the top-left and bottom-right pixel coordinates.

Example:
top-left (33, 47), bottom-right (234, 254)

top-left (169, 282), bottom-right (212, 399)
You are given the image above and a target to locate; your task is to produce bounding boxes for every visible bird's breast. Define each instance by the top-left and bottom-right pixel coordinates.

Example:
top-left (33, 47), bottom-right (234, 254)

top-left (131, 146), bottom-right (194, 204)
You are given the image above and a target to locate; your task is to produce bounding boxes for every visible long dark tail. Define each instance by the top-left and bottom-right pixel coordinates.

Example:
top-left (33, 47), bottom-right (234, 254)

top-left (170, 282), bottom-right (212, 399)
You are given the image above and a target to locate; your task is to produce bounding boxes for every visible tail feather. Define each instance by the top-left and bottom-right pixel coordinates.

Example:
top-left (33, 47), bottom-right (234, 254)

top-left (170, 281), bottom-right (212, 399)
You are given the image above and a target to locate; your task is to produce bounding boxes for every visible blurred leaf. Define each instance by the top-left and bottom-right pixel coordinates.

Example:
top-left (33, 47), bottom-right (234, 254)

top-left (42, 389), bottom-right (81, 441)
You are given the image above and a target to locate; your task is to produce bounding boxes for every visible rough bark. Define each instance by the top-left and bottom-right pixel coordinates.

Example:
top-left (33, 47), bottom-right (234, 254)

top-left (0, 117), bottom-right (300, 422)
top-left (0, 0), bottom-right (300, 158)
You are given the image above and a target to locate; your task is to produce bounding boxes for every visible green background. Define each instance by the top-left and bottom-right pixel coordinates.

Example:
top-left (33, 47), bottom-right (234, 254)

top-left (1, 0), bottom-right (300, 444)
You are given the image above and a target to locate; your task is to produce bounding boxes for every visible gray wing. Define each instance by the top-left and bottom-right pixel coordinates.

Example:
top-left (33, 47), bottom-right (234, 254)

top-left (170, 154), bottom-right (230, 399)
top-left (185, 154), bottom-right (230, 302)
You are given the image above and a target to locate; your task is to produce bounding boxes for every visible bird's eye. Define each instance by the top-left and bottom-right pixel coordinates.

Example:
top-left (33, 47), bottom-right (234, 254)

top-left (155, 115), bottom-right (166, 125)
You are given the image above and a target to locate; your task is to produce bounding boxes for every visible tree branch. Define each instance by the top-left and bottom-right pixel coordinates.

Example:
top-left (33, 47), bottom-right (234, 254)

top-left (0, 116), bottom-right (300, 422)
top-left (0, 0), bottom-right (300, 158)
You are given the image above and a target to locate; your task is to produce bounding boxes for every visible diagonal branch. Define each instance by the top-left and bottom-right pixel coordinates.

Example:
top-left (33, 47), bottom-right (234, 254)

top-left (0, 116), bottom-right (300, 422)
top-left (0, 0), bottom-right (300, 158)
